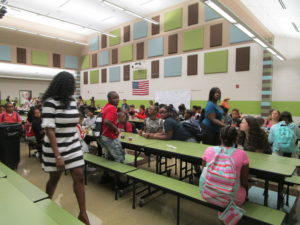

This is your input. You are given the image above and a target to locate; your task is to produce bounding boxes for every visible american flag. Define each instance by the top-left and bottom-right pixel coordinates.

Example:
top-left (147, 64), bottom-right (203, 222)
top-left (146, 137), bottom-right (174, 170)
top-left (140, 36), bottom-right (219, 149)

top-left (132, 80), bottom-right (149, 95)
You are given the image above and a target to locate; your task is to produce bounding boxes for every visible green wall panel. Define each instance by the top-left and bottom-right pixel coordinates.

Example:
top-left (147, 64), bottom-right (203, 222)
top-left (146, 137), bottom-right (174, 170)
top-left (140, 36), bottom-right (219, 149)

top-left (204, 50), bottom-right (228, 74)
top-left (120, 44), bottom-right (133, 62)
top-left (133, 70), bottom-right (147, 80)
top-left (109, 29), bottom-right (121, 47)
top-left (164, 8), bottom-right (183, 32)
top-left (272, 101), bottom-right (300, 117)
top-left (31, 50), bottom-right (48, 66)
top-left (90, 70), bottom-right (99, 84)
top-left (182, 28), bottom-right (204, 52)
top-left (81, 55), bottom-right (90, 69)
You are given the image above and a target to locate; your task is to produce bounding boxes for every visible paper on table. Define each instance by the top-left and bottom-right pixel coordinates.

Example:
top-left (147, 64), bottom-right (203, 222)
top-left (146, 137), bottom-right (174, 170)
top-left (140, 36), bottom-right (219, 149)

top-left (166, 144), bottom-right (176, 149)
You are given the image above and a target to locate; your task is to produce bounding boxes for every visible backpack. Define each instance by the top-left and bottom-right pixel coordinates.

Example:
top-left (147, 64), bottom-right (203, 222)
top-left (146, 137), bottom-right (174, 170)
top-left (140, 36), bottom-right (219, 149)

top-left (92, 113), bottom-right (102, 137)
top-left (199, 146), bottom-right (238, 208)
top-left (182, 121), bottom-right (202, 142)
top-left (273, 122), bottom-right (297, 153)
top-left (1, 111), bottom-right (19, 123)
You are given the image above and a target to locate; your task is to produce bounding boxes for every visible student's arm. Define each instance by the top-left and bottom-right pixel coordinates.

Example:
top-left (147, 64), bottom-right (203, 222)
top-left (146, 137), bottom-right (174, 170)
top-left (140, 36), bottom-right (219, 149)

top-left (103, 119), bottom-right (119, 135)
top-left (207, 113), bottom-right (226, 127)
top-left (146, 130), bottom-right (172, 140)
top-left (46, 128), bottom-right (64, 170)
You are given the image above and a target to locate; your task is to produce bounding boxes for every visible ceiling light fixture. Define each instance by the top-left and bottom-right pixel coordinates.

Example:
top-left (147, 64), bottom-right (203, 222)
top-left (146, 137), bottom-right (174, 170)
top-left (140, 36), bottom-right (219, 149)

top-left (292, 22), bottom-right (299, 32)
top-left (278, 0), bottom-right (286, 9)
top-left (202, 0), bottom-right (285, 60)
top-left (0, 25), bottom-right (88, 45)
top-left (101, 0), bottom-right (159, 25)
top-left (4, 3), bottom-right (117, 38)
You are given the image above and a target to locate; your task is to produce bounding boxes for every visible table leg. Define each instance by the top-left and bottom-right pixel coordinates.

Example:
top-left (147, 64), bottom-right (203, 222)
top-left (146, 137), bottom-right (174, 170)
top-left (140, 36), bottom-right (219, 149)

top-left (134, 150), bottom-right (138, 167)
top-left (132, 180), bottom-right (136, 209)
top-left (277, 181), bottom-right (284, 209)
top-left (264, 179), bottom-right (269, 206)
top-left (177, 196), bottom-right (180, 225)
top-left (179, 159), bottom-right (183, 180)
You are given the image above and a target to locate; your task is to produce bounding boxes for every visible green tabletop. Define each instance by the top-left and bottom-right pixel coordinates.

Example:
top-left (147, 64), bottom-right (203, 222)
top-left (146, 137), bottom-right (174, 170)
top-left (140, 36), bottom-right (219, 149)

top-left (128, 118), bottom-right (144, 123)
top-left (0, 179), bottom-right (58, 225)
top-left (144, 141), bottom-right (296, 177)
top-left (36, 199), bottom-right (84, 225)
top-left (120, 132), bottom-right (160, 147)
top-left (0, 169), bottom-right (6, 178)
top-left (0, 162), bottom-right (48, 202)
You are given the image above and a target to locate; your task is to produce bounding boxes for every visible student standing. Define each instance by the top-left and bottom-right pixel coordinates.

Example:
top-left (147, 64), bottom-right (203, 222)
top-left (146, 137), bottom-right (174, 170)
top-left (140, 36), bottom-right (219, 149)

top-left (41, 71), bottom-right (90, 225)
top-left (201, 87), bottom-right (225, 145)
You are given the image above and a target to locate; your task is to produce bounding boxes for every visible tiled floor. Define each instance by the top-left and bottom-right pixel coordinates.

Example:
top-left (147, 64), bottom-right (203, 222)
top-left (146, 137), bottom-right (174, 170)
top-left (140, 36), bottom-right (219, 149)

top-left (15, 143), bottom-right (300, 225)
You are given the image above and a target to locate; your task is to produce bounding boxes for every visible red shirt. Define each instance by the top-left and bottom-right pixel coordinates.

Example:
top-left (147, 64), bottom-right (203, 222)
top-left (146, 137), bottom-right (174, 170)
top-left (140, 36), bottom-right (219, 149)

top-left (25, 120), bottom-right (35, 137)
top-left (0, 112), bottom-right (21, 123)
top-left (136, 110), bottom-right (146, 119)
top-left (117, 122), bottom-right (133, 133)
top-left (102, 103), bottom-right (118, 139)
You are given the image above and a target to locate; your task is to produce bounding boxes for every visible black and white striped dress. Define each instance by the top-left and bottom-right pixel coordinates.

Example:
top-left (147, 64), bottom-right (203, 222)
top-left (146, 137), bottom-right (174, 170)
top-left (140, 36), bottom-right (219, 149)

top-left (41, 97), bottom-right (84, 172)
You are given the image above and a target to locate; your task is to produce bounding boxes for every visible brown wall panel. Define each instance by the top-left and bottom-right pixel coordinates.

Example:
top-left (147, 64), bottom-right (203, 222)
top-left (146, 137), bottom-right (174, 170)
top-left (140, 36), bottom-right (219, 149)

top-left (236, 46), bottom-right (250, 71)
top-left (83, 71), bottom-right (88, 84)
top-left (52, 53), bottom-right (61, 68)
top-left (92, 53), bottom-right (97, 68)
top-left (187, 55), bottom-right (198, 75)
top-left (152, 16), bottom-right (160, 35)
top-left (168, 34), bottom-right (178, 54)
top-left (124, 25), bottom-right (130, 42)
top-left (17, 47), bottom-right (26, 64)
top-left (136, 42), bottom-right (144, 60)
top-left (101, 35), bottom-right (107, 49)
top-left (188, 3), bottom-right (199, 26)
top-left (112, 48), bottom-right (118, 64)
top-left (151, 60), bottom-right (159, 78)
top-left (123, 65), bottom-right (130, 81)
top-left (210, 23), bottom-right (223, 47)
top-left (101, 68), bottom-right (107, 83)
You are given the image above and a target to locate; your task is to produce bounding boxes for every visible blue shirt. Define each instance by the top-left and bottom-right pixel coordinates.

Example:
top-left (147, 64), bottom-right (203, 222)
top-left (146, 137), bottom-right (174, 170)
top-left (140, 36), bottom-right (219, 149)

top-left (202, 101), bottom-right (223, 133)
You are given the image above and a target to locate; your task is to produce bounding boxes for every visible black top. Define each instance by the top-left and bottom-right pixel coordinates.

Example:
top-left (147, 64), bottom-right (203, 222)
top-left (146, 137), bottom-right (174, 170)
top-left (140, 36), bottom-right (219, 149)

top-left (31, 118), bottom-right (43, 144)
top-left (164, 117), bottom-right (192, 141)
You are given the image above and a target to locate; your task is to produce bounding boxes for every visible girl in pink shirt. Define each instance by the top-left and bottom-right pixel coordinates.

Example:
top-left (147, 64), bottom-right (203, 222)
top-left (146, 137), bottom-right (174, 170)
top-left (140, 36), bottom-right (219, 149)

top-left (202, 126), bottom-right (249, 206)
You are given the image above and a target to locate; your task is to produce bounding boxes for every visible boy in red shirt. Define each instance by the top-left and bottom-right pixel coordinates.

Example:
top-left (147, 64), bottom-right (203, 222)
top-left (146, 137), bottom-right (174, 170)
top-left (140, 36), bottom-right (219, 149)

top-left (0, 102), bottom-right (22, 123)
top-left (100, 91), bottom-right (124, 162)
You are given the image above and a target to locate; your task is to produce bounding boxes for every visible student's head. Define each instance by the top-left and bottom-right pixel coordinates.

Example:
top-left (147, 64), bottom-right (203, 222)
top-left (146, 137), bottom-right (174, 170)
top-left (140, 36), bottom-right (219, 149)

top-left (139, 105), bottom-right (145, 111)
top-left (33, 108), bottom-right (41, 118)
top-left (123, 99), bottom-right (127, 103)
top-left (208, 87), bottom-right (221, 102)
top-left (184, 110), bottom-right (193, 120)
top-left (270, 109), bottom-right (280, 121)
top-left (129, 104), bottom-right (135, 110)
top-left (154, 102), bottom-right (159, 107)
top-left (279, 111), bottom-right (293, 124)
top-left (42, 71), bottom-right (75, 109)
top-left (148, 105), bottom-right (158, 117)
top-left (159, 105), bottom-right (171, 119)
top-left (240, 116), bottom-right (260, 133)
top-left (231, 108), bottom-right (240, 120)
top-left (118, 111), bottom-right (128, 123)
top-left (220, 126), bottom-right (238, 147)
top-left (196, 106), bottom-right (201, 113)
top-left (107, 91), bottom-right (119, 106)
top-left (5, 102), bottom-right (14, 113)
top-left (86, 106), bottom-right (95, 117)
top-left (149, 100), bottom-right (154, 106)
top-left (78, 96), bottom-right (83, 100)
top-left (91, 96), bottom-right (94, 100)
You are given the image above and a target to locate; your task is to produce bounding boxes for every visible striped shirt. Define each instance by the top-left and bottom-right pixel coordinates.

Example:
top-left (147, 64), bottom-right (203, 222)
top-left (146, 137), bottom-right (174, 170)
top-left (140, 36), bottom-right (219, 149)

top-left (41, 97), bottom-right (84, 172)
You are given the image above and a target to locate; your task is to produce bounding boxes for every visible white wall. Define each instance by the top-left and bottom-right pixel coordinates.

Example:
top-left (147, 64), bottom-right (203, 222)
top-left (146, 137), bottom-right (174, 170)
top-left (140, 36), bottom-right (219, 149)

top-left (0, 78), bottom-right (50, 101)
top-left (81, 42), bottom-right (263, 101)
top-left (272, 36), bottom-right (300, 101)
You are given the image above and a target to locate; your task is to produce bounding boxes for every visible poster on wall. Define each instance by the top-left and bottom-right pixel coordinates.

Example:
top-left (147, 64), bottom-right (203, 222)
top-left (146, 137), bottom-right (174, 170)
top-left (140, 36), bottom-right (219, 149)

top-left (19, 90), bottom-right (32, 105)
top-left (155, 90), bottom-right (191, 109)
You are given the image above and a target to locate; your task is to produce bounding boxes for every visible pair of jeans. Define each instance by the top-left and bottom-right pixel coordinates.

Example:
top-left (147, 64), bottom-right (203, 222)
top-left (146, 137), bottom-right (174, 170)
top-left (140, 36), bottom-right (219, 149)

top-left (99, 136), bottom-right (124, 163)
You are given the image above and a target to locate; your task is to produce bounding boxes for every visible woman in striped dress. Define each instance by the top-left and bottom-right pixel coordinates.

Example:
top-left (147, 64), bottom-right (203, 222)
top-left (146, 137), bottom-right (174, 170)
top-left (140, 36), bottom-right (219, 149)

top-left (41, 71), bottom-right (90, 225)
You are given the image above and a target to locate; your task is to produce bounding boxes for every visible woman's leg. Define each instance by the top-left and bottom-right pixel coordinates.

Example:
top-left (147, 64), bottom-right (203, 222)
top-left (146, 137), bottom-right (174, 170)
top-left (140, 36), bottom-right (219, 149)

top-left (46, 171), bottom-right (63, 199)
top-left (70, 167), bottom-right (90, 225)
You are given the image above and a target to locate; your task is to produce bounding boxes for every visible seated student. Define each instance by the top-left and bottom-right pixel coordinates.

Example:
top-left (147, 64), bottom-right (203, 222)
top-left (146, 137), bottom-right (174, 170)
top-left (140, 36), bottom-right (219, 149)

top-left (76, 114), bottom-right (89, 153)
top-left (221, 105), bottom-right (232, 126)
top-left (139, 105), bottom-right (163, 135)
top-left (264, 109), bottom-right (280, 129)
top-left (128, 104), bottom-right (137, 119)
top-left (201, 126), bottom-right (249, 206)
top-left (83, 106), bottom-right (96, 129)
top-left (238, 116), bottom-right (271, 154)
top-left (178, 104), bottom-right (186, 121)
top-left (31, 107), bottom-right (44, 161)
top-left (268, 111), bottom-right (300, 157)
top-left (0, 102), bottom-right (22, 123)
top-left (144, 105), bottom-right (195, 142)
top-left (135, 104), bottom-right (147, 120)
top-left (183, 109), bottom-right (199, 126)
top-left (25, 107), bottom-right (36, 142)
top-left (117, 111), bottom-right (133, 133)
top-left (230, 108), bottom-right (241, 127)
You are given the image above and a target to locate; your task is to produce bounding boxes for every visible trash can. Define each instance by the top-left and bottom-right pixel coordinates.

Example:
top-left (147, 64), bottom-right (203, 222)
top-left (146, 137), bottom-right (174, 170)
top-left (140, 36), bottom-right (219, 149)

top-left (0, 123), bottom-right (22, 169)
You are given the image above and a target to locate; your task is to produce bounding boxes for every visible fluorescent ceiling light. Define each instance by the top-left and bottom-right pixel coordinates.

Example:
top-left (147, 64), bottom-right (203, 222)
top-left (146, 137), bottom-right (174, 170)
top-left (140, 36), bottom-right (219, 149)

top-left (0, 25), bottom-right (16, 30)
top-left (205, 0), bottom-right (236, 23)
top-left (276, 55), bottom-right (284, 61)
top-left (253, 38), bottom-right (267, 48)
top-left (103, 1), bottom-right (124, 11)
top-left (266, 48), bottom-right (277, 55)
top-left (235, 23), bottom-right (255, 38)
top-left (18, 29), bottom-right (37, 35)
top-left (125, 10), bottom-right (143, 18)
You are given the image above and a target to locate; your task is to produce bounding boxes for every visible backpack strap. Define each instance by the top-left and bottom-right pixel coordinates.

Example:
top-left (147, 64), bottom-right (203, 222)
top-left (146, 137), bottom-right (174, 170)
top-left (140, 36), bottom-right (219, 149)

top-left (213, 146), bottom-right (236, 156)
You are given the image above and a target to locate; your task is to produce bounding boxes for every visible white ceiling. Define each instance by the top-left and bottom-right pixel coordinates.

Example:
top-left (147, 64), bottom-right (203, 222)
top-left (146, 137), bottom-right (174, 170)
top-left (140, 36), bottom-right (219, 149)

top-left (241, 0), bottom-right (300, 39)
top-left (3, 0), bottom-right (188, 36)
